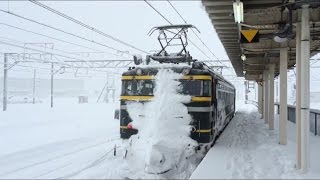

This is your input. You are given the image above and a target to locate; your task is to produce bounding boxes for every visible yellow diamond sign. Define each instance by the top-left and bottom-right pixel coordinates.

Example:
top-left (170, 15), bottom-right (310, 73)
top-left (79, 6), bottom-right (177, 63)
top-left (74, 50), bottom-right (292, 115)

top-left (240, 30), bottom-right (259, 43)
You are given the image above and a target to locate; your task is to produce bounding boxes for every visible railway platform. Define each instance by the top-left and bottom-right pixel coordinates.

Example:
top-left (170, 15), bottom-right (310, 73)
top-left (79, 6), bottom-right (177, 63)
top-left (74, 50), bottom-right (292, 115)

top-left (189, 103), bottom-right (320, 179)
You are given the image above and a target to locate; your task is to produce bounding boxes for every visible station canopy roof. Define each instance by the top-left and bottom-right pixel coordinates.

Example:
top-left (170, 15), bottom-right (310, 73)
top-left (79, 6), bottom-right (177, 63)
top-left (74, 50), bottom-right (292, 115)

top-left (202, 0), bottom-right (320, 81)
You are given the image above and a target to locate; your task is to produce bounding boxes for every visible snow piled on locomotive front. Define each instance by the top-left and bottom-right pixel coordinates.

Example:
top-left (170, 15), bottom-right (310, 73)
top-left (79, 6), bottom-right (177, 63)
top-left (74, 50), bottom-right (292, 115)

top-left (121, 68), bottom-right (200, 178)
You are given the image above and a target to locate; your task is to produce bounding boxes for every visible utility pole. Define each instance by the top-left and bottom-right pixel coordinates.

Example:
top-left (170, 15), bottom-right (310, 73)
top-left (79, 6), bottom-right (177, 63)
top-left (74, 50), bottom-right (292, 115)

top-left (244, 81), bottom-right (248, 101)
top-left (32, 69), bottom-right (36, 104)
top-left (51, 62), bottom-right (53, 108)
top-left (3, 53), bottom-right (8, 111)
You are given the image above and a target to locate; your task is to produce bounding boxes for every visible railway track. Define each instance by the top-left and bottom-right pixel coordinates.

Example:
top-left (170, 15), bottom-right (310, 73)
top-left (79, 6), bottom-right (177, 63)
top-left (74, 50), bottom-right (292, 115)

top-left (0, 137), bottom-right (120, 178)
top-left (57, 145), bottom-right (121, 179)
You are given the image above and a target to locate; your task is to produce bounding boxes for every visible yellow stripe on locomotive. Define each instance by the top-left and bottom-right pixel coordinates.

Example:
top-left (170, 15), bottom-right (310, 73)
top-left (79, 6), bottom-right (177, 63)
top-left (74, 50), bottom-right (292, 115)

top-left (120, 95), bottom-right (211, 102)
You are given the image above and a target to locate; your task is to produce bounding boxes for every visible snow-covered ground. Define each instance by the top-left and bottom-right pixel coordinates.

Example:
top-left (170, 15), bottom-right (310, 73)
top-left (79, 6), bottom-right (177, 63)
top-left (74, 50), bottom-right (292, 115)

top-left (0, 100), bottom-right (124, 179)
top-left (0, 70), bottom-right (205, 179)
top-left (190, 102), bottom-right (320, 179)
top-left (1, 83), bottom-right (319, 179)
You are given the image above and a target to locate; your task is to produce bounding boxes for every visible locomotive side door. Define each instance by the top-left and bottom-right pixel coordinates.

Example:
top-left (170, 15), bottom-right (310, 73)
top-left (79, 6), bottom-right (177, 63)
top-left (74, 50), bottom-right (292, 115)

top-left (211, 78), bottom-right (218, 138)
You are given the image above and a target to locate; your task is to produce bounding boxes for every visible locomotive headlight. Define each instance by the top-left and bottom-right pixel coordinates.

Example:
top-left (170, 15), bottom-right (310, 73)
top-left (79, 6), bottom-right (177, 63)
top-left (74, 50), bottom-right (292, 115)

top-left (182, 68), bottom-right (190, 75)
top-left (127, 123), bottom-right (133, 129)
top-left (136, 68), bottom-right (143, 75)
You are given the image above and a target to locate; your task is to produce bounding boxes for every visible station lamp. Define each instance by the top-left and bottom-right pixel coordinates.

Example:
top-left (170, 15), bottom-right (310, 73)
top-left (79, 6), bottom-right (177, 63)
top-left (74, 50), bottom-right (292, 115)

top-left (273, 36), bottom-right (288, 43)
top-left (241, 54), bottom-right (246, 61)
top-left (233, 1), bottom-right (244, 23)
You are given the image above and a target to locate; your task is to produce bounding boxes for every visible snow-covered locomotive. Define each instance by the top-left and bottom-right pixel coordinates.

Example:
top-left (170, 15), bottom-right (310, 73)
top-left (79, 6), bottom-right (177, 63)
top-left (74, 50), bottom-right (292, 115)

top-left (118, 24), bottom-right (235, 151)
top-left (119, 64), bottom-right (235, 148)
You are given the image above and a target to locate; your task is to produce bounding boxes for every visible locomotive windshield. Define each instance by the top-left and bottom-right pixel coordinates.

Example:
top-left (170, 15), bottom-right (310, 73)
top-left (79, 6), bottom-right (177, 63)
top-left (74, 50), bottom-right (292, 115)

top-left (122, 80), bottom-right (154, 96)
top-left (121, 79), bottom-right (211, 96)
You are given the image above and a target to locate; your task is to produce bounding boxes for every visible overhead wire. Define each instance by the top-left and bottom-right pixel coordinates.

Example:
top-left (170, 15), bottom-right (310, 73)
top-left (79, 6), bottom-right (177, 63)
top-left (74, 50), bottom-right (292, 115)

top-left (0, 36), bottom-right (100, 71)
top-left (0, 9), bottom-right (136, 56)
top-left (0, 39), bottom-right (132, 67)
top-left (143, 0), bottom-right (218, 63)
top-left (0, 36), bottom-right (128, 76)
top-left (0, 60), bottom-right (118, 77)
top-left (0, 22), bottom-right (123, 58)
top-left (0, 53), bottom-right (122, 76)
top-left (0, 40), bottom-right (93, 63)
top-left (144, 0), bottom-right (172, 25)
top-left (0, 36), bottom-right (125, 68)
top-left (28, 0), bottom-right (149, 55)
top-left (167, 0), bottom-right (226, 66)
top-left (0, 40), bottom-right (127, 75)
top-left (0, 36), bottom-right (85, 59)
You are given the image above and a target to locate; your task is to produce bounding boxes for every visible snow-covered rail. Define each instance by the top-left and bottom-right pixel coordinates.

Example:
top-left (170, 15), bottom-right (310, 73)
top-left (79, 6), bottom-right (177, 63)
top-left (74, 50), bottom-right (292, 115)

top-left (58, 144), bottom-right (120, 179)
top-left (0, 137), bottom-right (120, 179)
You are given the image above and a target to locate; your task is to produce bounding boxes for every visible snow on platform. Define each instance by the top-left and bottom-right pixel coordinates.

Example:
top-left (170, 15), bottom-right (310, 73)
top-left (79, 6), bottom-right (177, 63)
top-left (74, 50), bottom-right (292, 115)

top-left (190, 103), bottom-right (320, 179)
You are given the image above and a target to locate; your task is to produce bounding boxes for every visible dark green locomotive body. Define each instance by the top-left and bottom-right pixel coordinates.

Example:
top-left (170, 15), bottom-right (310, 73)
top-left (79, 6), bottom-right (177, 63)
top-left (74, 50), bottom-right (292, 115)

top-left (119, 65), bottom-right (235, 146)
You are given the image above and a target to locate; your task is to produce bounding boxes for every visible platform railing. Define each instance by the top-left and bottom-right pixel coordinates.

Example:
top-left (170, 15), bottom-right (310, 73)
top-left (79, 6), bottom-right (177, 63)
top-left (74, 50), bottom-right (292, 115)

top-left (274, 103), bottom-right (320, 136)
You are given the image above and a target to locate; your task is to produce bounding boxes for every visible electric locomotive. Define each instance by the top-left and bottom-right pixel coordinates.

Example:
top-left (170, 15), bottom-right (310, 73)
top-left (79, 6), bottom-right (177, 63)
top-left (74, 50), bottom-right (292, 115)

top-left (117, 24), bottom-right (236, 149)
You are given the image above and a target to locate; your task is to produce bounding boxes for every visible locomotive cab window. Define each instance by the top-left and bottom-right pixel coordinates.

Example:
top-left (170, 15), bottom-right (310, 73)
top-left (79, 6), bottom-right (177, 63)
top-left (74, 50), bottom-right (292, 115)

top-left (122, 80), bottom-right (154, 96)
top-left (179, 80), bottom-right (211, 96)
top-left (122, 79), bottom-right (211, 97)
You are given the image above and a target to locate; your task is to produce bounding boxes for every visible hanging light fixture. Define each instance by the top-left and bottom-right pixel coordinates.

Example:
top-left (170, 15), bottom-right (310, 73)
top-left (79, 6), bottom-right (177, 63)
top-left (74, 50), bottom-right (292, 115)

top-left (233, 1), bottom-right (244, 23)
top-left (241, 54), bottom-right (246, 61)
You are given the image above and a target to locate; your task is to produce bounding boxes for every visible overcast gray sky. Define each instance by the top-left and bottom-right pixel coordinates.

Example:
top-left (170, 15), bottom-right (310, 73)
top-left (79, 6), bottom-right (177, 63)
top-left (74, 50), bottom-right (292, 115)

top-left (0, 1), bottom-right (230, 77)
top-left (0, 1), bottom-right (319, 92)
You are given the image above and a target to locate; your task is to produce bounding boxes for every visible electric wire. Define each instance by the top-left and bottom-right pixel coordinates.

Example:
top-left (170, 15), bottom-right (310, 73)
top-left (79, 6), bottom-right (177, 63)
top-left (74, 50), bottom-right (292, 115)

top-left (144, 0), bottom-right (217, 63)
top-left (0, 22), bottom-right (123, 57)
top-left (0, 9), bottom-right (135, 56)
top-left (0, 36), bottom-right (125, 68)
top-left (0, 42), bottom-right (127, 75)
top-left (167, 0), bottom-right (226, 66)
top-left (0, 36), bottom-right (131, 70)
top-left (0, 36), bottom-right (86, 59)
top-left (0, 56), bottom-right (122, 76)
top-left (0, 60), bottom-right (119, 77)
top-left (144, 0), bottom-right (172, 25)
top-left (28, 0), bottom-right (149, 54)
top-left (0, 39), bottom-right (126, 64)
